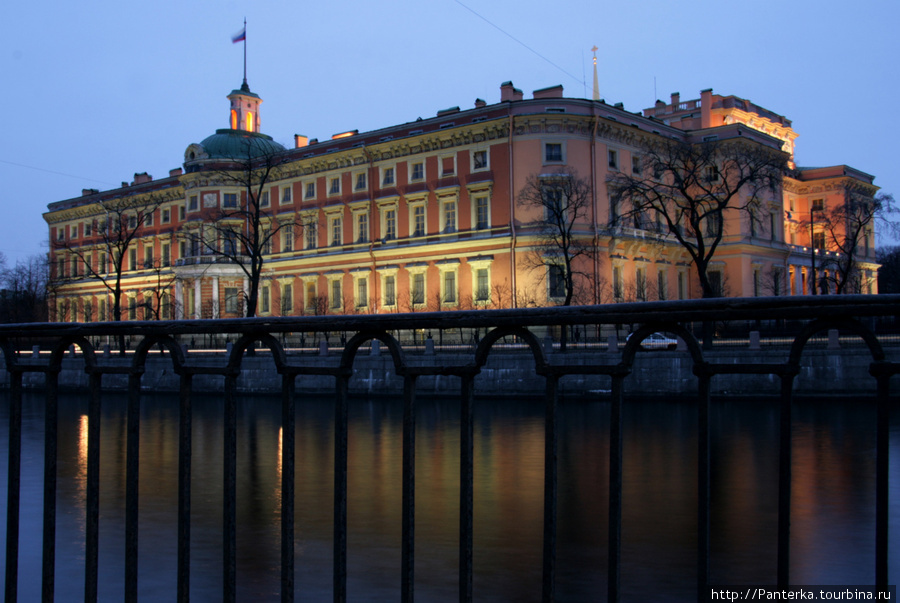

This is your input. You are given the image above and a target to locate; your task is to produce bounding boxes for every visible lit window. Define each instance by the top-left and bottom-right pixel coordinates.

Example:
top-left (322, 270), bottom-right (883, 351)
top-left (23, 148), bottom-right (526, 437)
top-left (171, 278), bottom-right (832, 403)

top-left (230, 110), bottom-right (238, 130)
top-left (246, 112), bottom-right (253, 131)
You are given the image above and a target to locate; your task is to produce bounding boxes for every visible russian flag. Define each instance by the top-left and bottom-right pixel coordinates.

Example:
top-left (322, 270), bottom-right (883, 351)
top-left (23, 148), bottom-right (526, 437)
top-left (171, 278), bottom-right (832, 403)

top-left (232, 27), bottom-right (246, 44)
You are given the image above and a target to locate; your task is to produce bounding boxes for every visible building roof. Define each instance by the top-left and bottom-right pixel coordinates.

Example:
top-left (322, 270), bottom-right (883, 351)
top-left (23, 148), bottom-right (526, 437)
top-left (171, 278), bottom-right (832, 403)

top-left (192, 129), bottom-right (285, 161)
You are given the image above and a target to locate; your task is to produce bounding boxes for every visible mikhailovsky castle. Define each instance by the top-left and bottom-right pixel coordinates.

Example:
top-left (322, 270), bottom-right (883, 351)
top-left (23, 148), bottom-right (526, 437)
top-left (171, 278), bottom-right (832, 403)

top-left (44, 76), bottom-right (880, 322)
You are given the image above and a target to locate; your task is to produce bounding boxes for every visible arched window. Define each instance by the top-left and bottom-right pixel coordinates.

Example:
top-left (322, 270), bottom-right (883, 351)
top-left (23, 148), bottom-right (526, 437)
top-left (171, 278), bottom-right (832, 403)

top-left (231, 109), bottom-right (238, 130)
top-left (246, 112), bottom-right (254, 132)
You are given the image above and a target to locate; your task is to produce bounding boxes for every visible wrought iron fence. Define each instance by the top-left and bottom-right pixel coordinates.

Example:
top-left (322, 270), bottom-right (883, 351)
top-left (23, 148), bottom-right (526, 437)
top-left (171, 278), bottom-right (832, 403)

top-left (1, 294), bottom-right (898, 603)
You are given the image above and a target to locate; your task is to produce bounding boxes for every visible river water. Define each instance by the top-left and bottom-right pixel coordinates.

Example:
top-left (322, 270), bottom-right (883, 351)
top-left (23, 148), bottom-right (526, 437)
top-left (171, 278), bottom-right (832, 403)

top-left (0, 391), bottom-right (897, 601)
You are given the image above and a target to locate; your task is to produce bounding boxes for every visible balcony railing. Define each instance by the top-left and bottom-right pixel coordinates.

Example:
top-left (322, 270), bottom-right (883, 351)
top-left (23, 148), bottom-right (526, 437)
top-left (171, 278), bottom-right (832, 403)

top-left (1, 295), bottom-right (898, 602)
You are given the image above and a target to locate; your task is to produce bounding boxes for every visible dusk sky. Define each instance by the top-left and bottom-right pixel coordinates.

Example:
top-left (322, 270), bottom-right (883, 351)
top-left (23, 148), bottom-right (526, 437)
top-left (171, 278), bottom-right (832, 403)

top-left (4, 0), bottom-right (898, 264)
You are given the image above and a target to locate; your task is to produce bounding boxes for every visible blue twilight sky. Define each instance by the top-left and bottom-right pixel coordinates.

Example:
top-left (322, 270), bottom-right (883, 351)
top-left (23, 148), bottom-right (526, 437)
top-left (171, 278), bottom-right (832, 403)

top-left (2, 0), bottom-right (898, 264)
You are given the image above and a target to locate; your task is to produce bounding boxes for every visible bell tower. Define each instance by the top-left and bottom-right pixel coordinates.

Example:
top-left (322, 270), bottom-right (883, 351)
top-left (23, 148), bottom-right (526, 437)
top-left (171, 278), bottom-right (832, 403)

top-left (227, 81), bottom-right (261, 133)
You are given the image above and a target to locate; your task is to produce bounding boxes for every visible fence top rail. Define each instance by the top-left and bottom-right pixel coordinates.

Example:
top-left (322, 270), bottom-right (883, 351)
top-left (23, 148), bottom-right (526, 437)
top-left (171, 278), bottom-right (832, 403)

top-left (3, 295), bottom-right (898, 338)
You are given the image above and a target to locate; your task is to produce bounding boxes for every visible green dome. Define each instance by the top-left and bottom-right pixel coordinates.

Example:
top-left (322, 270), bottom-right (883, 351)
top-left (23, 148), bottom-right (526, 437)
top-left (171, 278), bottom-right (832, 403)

top-left (194, 129), bottom-right (286, 160)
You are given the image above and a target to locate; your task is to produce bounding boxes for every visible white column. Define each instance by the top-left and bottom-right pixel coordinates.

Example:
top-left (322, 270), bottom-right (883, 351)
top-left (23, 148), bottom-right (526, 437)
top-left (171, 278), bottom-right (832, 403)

top-left (174, 280), bottom-right (184, 319)
top-left (194, 279), bottom-right (202, 318)
top-left (243, 277), bottom-right (249, 317)
top-left (212, 277), bottom-right (220, 319)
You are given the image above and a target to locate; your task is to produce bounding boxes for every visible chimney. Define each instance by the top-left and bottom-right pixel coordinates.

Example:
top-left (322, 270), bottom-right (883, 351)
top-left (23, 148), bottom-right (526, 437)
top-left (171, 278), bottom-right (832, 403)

top-left (700, 88), bottom-right (714, 129)
top-left (500, 81), bottom-right (523, 102)
top-left (132, 172), bottom-right (152, 185)
top-left (474, 98), bottom-right (487, 108)
top-left (670, 92), bottom-right (680, 108)
top-left (82, 188), bottom-right (99, 196)
top-left (532, 85), bottom-right (563, 100)
top-left (169, 168), bottom-right (183, 178)
top-left (294, 134), bottom-right (309, 148)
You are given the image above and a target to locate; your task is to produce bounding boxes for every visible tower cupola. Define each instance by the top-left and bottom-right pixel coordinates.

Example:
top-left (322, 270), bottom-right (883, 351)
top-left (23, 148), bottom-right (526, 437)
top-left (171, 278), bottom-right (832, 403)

top-left (227, 81), bottom-right (262, 133)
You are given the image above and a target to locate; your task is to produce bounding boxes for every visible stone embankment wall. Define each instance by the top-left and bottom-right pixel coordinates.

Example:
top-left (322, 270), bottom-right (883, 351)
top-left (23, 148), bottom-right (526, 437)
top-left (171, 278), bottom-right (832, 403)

top-left (1, 345), bottom-right (895, 398)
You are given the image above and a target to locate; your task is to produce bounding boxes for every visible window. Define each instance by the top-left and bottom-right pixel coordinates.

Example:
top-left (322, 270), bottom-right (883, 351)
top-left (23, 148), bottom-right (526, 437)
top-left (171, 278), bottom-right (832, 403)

top-left (331, 279), bottom-right (342, 310)
top-left (305, 219), bottom-right (318, 249)
top-left (356, 212), bottom-right (369, 243)
top-left (305, 282), bottom-right (317, 311)
top-left (475, 268), bottom-right (489, 302)
top-left (144, 245), bottom-right (154, 268)
top-left (161, 208), bottom-right (171, 224)
top-left (179, 205), bottom-right (186, 221)
top-left (632, 155), bottom-right (642, 175)
top-left (382, 167), bottom-right (395, 186)
top-left (441, 269), bottom-right (457, 304)
top-left (225, 287), bottom-right (239, 314)
top-left (410, 162), bottom-right (424, 182)
top-left (305, 182), bottom-right (316, 200)
top-left (472, 150), bottom-right (488, 170)
top-left (657, 270), bottom-right (667, 301)
top-left (543, 185), bottom-right (564, 221)
top-left (549, 265), bottom-right (565, 299)
top-left (261, 227), bottom-right (272, 255)
top-left (384, 275), bottom-right (396, 307)
top-left (705, 213), bottom-right (722, 237)
top-left (282, 283), bottom-right (293, 314)
top-left (441, 156), bottom-right (455, 177)
top-left (261, 286), bottom-right (270, 314)
top-left (545, 142), bottom-right (563, 163)
top-left (99, 252), bottom-right (106, 273)
top-left (282, 187), bottom-right (292, 204)
top-left (384, 209), bottom-right (396, 241)
top-left (129, 248), bottom-right (137, 271)
top-left (57, 227), bottom-right (65, 242)
top-left (812, 230), bottom-right (825, 249)
top-left (160, 294), bottom-right (171, 320)
top-left (329, 177), bottom-right (340, 195)
top-left (260, 191), bottom-right (270, 207)
top-left (282, 224), bottom-right (294, 252)
top-left (355, 172), bottom-right (367, 191)
top-left (83, 254), bottom-right (91, 275)
top-left (330, 216), bottom-right (342, 246)
top-left (705, 166), bottom-right (719, 182)
top-left (412, 205), bottom-right (425, 237)
top-left (84, 221), bottom-right (93, 236)
top-left (356, 276), bottom-right (368, 308)
top-left (709, 271), bottom-right (723, 297)
top-left (411, 272), bottom-right (425, 305)
top-left (143, 212), bottom-right (154, 227)
top-left (223, 193), bottom-right (238, 208)
top-left (223, 230), bottom-right (238, 256)
top-left (811, 198), bottom-right (824, 212)
top-left (128, 297), bottom-right (137, 321)
top-left (162, 243), bottom-right (170, 267)
top-left (129, 215), bottom-right (138, 229)
top-left (636, 268), bottom-right (647, 301)
top-left (613, 266), bottom-right (623, 301)
top-left (189, 195), bottom-right (198, 211)
top-left (71, 255), bottom-right (79, 277)
top-left (84, 300), bottom-right (93, 323)
top-left (769, 212), bottom-right (778, 241)
top-left (475, 196), bottom-right (489, 230)
top-left (608, 149), bottom-right (618, 170)
top-left (442, 200), bottom-right (457, 234)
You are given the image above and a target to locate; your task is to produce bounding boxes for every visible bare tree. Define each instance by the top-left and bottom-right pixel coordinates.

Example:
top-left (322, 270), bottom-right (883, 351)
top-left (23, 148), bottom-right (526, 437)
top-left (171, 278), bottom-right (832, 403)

top-left (877, 246), bottom-right (900, 294)
top-left (53, 192), bottom-right (171, 321)
top-left (0, 254), bottom-right (48, 323)
top-left (140, 259), bottom-right (177, 320)
top-left (200, 140), bottom-right (295, 317)
top-left (517, 167), bottom-right (598, 306)
top-left (608, 137), bottom-right (787, 298)
top-left (807, 190), bottom-right (895, 294)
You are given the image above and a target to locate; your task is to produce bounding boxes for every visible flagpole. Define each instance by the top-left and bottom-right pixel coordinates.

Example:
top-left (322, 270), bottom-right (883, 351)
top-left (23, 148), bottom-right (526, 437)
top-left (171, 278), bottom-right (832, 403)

top-left (242, 17), bottom-right (247, 85)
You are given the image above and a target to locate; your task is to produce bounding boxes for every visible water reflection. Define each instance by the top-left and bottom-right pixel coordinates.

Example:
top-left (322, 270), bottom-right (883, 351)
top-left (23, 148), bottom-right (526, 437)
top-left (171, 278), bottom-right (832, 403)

top-left (0, 393), bottom-right (896, 601)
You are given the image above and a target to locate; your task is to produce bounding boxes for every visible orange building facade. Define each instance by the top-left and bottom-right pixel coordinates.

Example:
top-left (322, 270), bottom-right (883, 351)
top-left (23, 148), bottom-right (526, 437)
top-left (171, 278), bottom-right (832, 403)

top-left (44, 81), bottom-right (880, 322)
